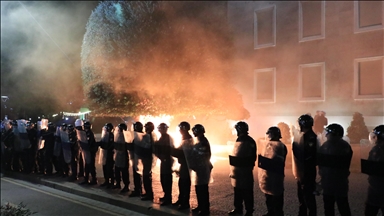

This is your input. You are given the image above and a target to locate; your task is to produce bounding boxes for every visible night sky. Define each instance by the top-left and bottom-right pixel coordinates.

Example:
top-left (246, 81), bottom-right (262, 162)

top-left (1, 1), bottom-right (99, 120)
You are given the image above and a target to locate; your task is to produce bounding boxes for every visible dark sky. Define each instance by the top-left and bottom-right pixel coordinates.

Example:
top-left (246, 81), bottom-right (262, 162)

top-left (1, 1), bottom-right (99, 119)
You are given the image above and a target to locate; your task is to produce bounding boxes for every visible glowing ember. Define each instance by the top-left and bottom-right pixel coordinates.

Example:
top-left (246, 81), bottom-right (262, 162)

top-left (138, 114), bottom-right (234, 167)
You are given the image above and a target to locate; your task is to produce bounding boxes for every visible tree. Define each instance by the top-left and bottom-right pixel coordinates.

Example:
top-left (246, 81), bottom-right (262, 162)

top-left (347, 112), bottom-right (369, 143)
top-left (277, 122), bottom-right (291, 145)
top-left (81, 1), bottom-right (249, 120)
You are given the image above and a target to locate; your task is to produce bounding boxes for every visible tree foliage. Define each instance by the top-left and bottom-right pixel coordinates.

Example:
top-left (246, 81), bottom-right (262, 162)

top-left (277, 122), bottom-right (291, 145)
top-left (347, 112), bottom-right (369, 143)
top-left (81, 1), bottom-right (249, 120)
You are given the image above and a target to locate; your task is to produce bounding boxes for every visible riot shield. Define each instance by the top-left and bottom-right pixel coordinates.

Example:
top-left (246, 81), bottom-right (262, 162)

top-left (98, 127), bottom-right (110, 165)
top-left (228, 139), bottom-right (255, 188)
top-left (60, 128), bottom-right (71, 164)
top-left (153, 134), bottom-right (178, 175)
top-left (77, 129), bottom-right (91, 164)
top-left (132, 132), bottom-right (146, 175)
top-left (41, 119), bottom-right (48, 130)
top-left (291, 126), bottom-right (304, 181)
top-left (361, 138), bottom-right (384, 177)
top-left (53, 126), bottom-right (61, 157)
top-left (113, 128), bottom-right (128, 168)
top-left (179, 137), bottom-right (195, 181)
top-left (188, 137), bottom-right (214, 186)
top-left (258, 140), bottom-right (286, 195)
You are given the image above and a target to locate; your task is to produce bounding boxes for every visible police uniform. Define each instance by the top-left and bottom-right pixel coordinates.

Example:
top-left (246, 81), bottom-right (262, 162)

top-left (172, 133), bottom-right (193, 209)
top-left (85, 127), bottom-right (98, 184)
top-left (292, 115), bottom-right (318, 216)
top-left (318, 124), bottom-right (352, 216)
top-left (229, 132), bottom-right (257, 216)
top-left (100, 126), bottom-right (115, 187)
top-left (363, 125), bottom-right (384, 215)
top-left (258, 138), bottom-right (287, 216)
top-left (154, 130), bottom-right (174, 205)
top-left (68, 127), bottom-right (80, 181)
top-left (190, 132), bottom-right (213, 216)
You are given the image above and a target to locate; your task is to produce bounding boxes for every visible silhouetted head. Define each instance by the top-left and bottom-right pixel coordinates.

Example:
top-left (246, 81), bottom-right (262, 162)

top-left (84, 121), bottom-right (92, 130)
top-left (104, 123), bottom-right (114, 132)
top-left (133, 122), bottom-right (143, 132)
top-left (235, 121), bottom-right (248, 136)
top-left (157, 123), bottom-right (169, 134)
top-left (118, 123), bottom-right (127, 131)
top-left (325, 124), bottom-right (344, 138)
top-left (373, 125), bottom-right (384, 141)
top-left (298, 114), bottom-right (314, 132)
top-left (266, 126), bottom-right (282, 141)
top-left (144, 122), bottom-right (155, 133)
top-left (192, 124), bottom-right (205, 137)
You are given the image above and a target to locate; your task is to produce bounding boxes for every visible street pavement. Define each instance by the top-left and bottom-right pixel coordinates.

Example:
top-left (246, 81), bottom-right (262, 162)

top-left (1, 143), bottom-right (374, 216)
top-left (1, 177), bottom-right (146, 216)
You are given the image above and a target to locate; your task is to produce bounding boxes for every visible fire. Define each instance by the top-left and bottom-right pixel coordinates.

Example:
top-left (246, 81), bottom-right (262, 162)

top-left (138, 114), bottom-right (233, 167)
top-left (138, 114), bottom-right (182, 147)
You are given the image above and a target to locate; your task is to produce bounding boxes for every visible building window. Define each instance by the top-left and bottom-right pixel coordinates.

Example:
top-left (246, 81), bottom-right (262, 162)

top-left (354, 56), bottom-right (384, 99)
top-left (354, 1), bottom-right (384, 33)
top-left (299, 62), bottom-right (325, 101)
top-left (254, 5), bottom-right (276, 49)
top-left (254, 68), bottom-right (276, 103)
top-left (299, 1), bottom-right (325, 42)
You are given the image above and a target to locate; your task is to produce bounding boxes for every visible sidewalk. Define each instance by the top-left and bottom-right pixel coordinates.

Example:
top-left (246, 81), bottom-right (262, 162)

top-left (2, 146), bottom-right (370, 216)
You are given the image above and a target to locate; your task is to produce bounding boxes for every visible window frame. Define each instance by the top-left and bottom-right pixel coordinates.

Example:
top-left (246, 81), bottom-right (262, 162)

top-left (353, 56), bottom-right (384, 100)
top-left (254, 67), bottom-right (276, 103)
top-left (298, 1), bottom-right (326, 42)
top-left (354, 1), bottom-right (384, 33)
top-left (298, 62), bottom-right (326, 102)
top-left (254, 5), bottom-right (276, 50)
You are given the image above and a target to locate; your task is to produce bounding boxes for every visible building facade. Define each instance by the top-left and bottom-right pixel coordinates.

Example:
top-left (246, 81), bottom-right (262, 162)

top-left (227, 1), bottom-right (384, 139)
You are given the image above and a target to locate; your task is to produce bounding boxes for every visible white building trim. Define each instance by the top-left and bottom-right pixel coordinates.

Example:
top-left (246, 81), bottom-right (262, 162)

top-left (353, 56), bottom-right (384, 100)
top-left (299, 1), bottom-right (326, 42)
top-left (254, 4), bottom-right (276, 49)
top-left (354, 1), bottom-right (384, 33)
top-left (298, 62), bottom-right (326, 102)
top-left (254, 67), bottom-right (276, 103)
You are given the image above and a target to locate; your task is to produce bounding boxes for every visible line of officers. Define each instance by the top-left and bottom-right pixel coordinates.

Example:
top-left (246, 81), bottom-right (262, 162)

top-left (1, 114), bottom-right (384, 216)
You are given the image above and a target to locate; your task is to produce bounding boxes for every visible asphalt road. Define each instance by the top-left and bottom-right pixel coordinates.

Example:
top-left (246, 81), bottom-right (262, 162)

top-left (0, 177), bottom-right (146, 216)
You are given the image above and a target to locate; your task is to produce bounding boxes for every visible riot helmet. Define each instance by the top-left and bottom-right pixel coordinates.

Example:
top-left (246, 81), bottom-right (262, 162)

top-left (325, 123), bottom-right (344, 138)
top-left (61, 123), bottom-right (67, 131)
top-left (118, 123), bottom-right (127, 131)
top-left (157, 123), bottom-right (169, 130)
top-left (104, 123), bottom-right (114, 132)
top-left (84, 121), bottom-right (92, 130)
top-left (266, 126), bottom-right (282, 140)
top-left (26, 121), bottom-right (34, 129)
top-left (133, 122), bottom-right (143, 132)
top-left (192, 124), bottom-right (205, 137)
top-left (75, 119), bottom-right (84, 127)
top-left (145, 122), bottom-right (155, 132)
top-left (67, 124), bottom-right (74, 132)
top-left (157, 123), bottom-right (168, 134)
top-left (178, 121), bottom-right (190, 131)
top-left (373, 125), bottom-right (384, 141)
top-left (48, 122), bottom-right (55, 132)
top-left (298, 114), bottom-right (314, 131)
top-left (235, 121), bottom-right (248, 135)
